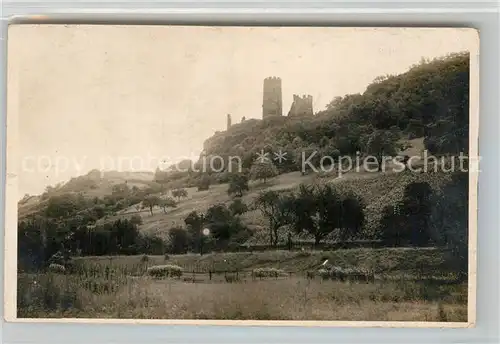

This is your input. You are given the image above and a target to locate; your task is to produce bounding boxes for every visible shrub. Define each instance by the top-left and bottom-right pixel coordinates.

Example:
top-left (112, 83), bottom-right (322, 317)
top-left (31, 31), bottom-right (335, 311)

top-left (249, 160), bottom-right (279, 183)
top-left (147, 264), bottom-right (183, 278)
top-left (48, 263), bottom-right (66, 274)
top-left (317, 268), bottom-right (330, 280)
top-left (168, 227), bottom-right (189, 254)
top-left (197, 175), bottom-right (211, 191)
top-left (140, 254), bottom-right (149, 263)
top-left (229, 198), bottom-right (249, 216)
top-left (252, 267), bottom-right (285, 278)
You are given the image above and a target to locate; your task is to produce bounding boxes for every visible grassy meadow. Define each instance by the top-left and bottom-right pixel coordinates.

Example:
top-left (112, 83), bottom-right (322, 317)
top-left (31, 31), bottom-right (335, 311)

top-left (17, 248), bottom-right (467, 322)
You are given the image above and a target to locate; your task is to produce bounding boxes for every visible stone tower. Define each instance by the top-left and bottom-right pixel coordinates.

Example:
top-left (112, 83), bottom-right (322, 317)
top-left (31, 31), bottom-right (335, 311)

top-left (226, 114), bottom-right (232, 130)
top-left (288, 94), bottom-right (314, 117)
top-left (262, 77), bottom-right (283, 119)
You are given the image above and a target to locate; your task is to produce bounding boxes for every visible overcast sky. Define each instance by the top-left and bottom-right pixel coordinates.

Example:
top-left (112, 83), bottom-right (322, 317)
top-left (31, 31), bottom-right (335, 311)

top-left (8, 26), bottom-right (478, 196)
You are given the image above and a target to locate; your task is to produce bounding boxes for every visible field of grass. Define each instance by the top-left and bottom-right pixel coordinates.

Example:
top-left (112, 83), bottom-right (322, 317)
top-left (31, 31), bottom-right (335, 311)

top-left (18, 271), bottom-right (466, 321)
top-left (17, 247), bottom-right (467, 322)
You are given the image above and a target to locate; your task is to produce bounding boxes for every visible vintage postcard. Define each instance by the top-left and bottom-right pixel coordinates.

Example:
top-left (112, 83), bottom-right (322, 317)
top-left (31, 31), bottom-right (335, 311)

top-left (4, 25), bottom-right (478, 326)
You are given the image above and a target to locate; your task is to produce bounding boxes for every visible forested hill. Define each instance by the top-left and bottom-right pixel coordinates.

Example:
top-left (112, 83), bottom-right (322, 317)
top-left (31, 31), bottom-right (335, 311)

top-left (18, 52), bottom-right (470, 273)
top-left (201, 52), bottom-right (469, 171)
top-left (20, 52), bottom-right (470, 219)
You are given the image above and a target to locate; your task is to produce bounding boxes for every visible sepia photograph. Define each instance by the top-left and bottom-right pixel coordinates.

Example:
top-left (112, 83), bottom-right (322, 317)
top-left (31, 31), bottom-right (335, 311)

top-left (5, 25), bottom-right (478, 325)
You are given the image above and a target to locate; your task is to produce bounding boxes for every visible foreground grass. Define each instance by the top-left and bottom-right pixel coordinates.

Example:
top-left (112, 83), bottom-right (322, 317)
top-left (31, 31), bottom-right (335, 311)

top-left (18, 272), bottom-right (467, 322)
top-left (19, 248), bottom-right (466, 322)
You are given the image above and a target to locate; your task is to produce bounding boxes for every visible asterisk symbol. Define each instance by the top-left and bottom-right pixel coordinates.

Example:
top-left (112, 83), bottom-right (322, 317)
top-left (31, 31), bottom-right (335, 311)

top-left (273, 149), bottom-right (287, 163)
top-left (255, 149), bottom-right (270, 163)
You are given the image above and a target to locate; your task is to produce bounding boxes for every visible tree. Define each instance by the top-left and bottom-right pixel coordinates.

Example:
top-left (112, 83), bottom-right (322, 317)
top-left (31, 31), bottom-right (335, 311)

top-left (406, 119), bottom-right (425, 138)
top-left (130, 215), bottom-right (143, 226)
top-left (254, 191), bottom-right (295, 247)
top-left (249, 160), bottom-right (279, 183)
top-left (197, 174), bottom-right (211, 191)
top-left (172, 188), bottom-right (188, 202)
top-left (364, 129), bottom-right (401, 171)
top-left (45, 194), bottom-right (80, 218)
top-left (430, 172), bottom-right (468, 279)
top-left (402, 182), bottom-right (434, 246)
top-left (159, 197), bottom-right (177, 214)
top-left (136, 232), bottom-right (167, 255)
top-left (227, 173), bottom-right (249, 197)
top-left (154, 167), bottom-right (168, 185)
top-left (204, 204), bottom-right (246, 244)
top-left (337, 192), bottom-right (365, 242)
top-left (184, 211), bottom-right (205, 253)
top-left (168, 227), bottom-right (189, 254)
top-left (326, 96), bottom-right (344, 111)
top-left (290, 184), bottom-right (341, 246)
top-left (379, 181), bottom-right (434, 247)
top-left (380, 204), bottom-right (407, 246)
top-left (142, 195), bottom-right (160, 215)
top-left (111, 183), bottom-right (130, 198)
top-left (18, 216), bottom-right (51, 271)
top-left (229, 198), bottom-right (248, 216)
top-left (111, 218), bottom-right (140, 254)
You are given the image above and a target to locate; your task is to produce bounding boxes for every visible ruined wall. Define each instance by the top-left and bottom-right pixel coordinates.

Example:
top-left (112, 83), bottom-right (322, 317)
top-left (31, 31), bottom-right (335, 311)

top-left (262, 76), bottom-right (283, 119)
top-left (226, 114), bottom-right (232, 130)
top-left (288, 94), bottom-right (313, 117)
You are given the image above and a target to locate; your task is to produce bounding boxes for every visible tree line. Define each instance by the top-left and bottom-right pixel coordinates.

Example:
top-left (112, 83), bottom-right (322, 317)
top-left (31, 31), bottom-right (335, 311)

top-left (18, 169), bottom-right (467, 275)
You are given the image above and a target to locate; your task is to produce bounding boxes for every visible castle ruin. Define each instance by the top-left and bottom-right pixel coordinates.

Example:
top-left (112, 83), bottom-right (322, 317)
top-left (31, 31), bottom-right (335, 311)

top-left (288, 94), bottom-right (314, 117)
top-left (223, 77), bottom-right (313, 127)
top-left (262, 76), bottom-right (283, 118)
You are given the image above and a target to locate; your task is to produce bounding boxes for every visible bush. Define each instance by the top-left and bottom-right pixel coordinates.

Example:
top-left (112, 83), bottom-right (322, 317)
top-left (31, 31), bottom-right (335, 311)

top-left (317, 268), bottom-right (330, 280)
top-left (147, 264), bottom-right (183, 278)
top-left (229, 198), bottom-right (249, 216)
top-left (252, 267), bottom-right (285, 278)
top-left (197, 175), bottom-right (211, 191)
top-left (48, 263), bottom-right (66, 274)
top-left (168, 227), bottom-right (189, 254)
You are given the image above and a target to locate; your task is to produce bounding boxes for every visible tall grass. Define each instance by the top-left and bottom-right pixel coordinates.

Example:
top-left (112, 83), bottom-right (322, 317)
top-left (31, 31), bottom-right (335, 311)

top-left (17, 269), bottom-right (467, 321)
top-left (18, 249), bottom-right (467, 321)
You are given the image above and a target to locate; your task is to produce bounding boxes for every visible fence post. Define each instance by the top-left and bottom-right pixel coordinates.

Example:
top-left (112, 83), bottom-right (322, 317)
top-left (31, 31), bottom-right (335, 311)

top-left (209, 270), bottom-right (212, 281)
